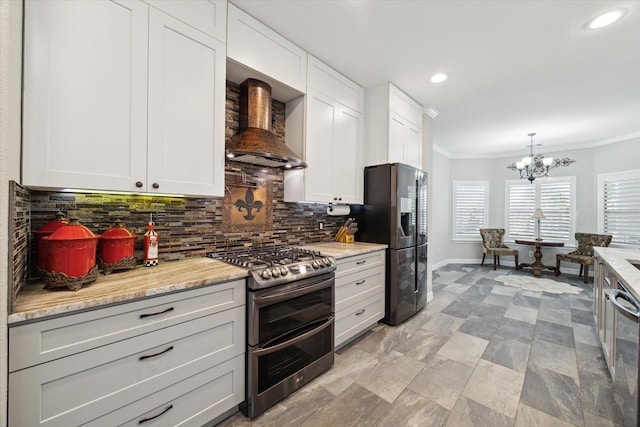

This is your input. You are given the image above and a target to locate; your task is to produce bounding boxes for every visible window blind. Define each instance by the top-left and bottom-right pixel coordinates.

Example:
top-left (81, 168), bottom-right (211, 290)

top-left (506, 177), bottom-right (575, 243)
top-left (598, 170), bottom-right (640, 246)
top-left (453, 181), bottom-right (489, 240)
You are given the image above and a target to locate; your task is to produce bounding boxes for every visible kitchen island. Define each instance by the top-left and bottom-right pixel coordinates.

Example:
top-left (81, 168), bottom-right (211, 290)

top-left (593, 247), bottom-right (640, 371)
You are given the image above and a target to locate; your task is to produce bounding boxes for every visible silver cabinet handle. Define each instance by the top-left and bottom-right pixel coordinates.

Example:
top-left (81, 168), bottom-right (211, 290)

top-left (139, 346), bottom-right (173, 361)
top-left (355, 309), bottom-right (366, 316)
top-left (138, 405), bottom-right (173, 424)
top-left (140, 307), bottom-right (174, 319)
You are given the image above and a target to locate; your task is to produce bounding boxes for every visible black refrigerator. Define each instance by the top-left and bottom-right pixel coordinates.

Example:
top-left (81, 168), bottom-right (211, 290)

top-left (353, 163), bottom-right (428, 325)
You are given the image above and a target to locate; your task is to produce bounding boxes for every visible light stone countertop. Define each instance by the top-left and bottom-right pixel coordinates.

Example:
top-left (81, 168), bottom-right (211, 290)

top-left (298, 242), bottom-right (388, 259)
top-left (594, 247), bottom-right (640, 299)
top-left (9, 258), bottom-right (248, 324)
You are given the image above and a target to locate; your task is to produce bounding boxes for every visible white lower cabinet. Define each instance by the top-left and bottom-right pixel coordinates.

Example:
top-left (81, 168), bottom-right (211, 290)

top-left (334, 250), bottom-right (385, 349)
top-left (8, 280), bottom-right (246, 426)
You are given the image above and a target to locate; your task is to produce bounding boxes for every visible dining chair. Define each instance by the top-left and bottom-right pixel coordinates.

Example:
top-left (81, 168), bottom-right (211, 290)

top-left (555, 232), bottom-right (612, 283)
top-left (479, 228), bottom-right (519, 270)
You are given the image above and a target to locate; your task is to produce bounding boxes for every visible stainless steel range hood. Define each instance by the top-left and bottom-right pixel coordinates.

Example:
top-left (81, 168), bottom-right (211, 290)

top-left (226, 79), bottom-right (307, 169)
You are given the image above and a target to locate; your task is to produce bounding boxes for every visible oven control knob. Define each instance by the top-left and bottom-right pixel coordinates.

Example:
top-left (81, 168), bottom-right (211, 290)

top-left (322, 258), bottom-right (331, 266)
top-left (312, 260), bottom-right (320, 269)
top-left (261, 270), bottom-right (272, 279)
top-left (280, 267), bottom-right (288, 276)
top-left (271, 268), bottom-right (281, 277)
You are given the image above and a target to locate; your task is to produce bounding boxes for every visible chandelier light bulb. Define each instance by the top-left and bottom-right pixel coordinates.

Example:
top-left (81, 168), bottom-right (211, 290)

top-left (506, 132), bottom-right (576, 183)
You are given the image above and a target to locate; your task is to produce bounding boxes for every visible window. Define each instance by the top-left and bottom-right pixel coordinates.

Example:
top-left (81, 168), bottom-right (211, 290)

top-left (598, 170), bottom-right (640, 246)
top-left (505, 177), bottom-right (576, 243)
top-left (452, 180), bottom-right (489, 241)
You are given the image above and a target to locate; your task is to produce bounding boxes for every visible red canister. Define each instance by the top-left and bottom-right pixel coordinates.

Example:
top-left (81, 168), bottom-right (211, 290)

top-left (43, 217), bottom-right (99, 291)
top-left (99, 219), bottom-right (137, 274)
top-left (33, 211), bottom-right (68, 272)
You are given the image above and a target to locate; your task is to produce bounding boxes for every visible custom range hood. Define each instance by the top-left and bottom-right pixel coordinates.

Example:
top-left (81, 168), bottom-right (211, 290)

top-left (226, 79), bottom-right (306, 169)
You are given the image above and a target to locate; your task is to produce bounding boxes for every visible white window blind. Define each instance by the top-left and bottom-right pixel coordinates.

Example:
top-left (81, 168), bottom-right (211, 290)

top-left (452, 181), bottom-right (489, 241)
top-left (598, 170), bottom-right (640, 246)
top-left (505, 177), bottom-right (575, 243)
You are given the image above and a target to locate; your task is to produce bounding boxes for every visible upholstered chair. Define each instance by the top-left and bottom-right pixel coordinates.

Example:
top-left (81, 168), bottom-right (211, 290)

top-left (556, 232), bottom-right (612, 283)
top-left (479, 228), bottom-right (519, 271)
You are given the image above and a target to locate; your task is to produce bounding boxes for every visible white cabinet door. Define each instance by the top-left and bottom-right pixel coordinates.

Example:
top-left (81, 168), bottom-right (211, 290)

top-left (227, 4), bottom-right (307, 93)
top-left (147, 8), bottom-right (226, 196)
top-left (388, 111), bottom-right (422, 169)
top-left (304, 89), bottom-right (336, 203)
top-left (23, 0), bottom-right (149, 192)
top-left (388, 112), bottom-right (406, 164)
top-left (144, 0), bottom-right (226, 41)
top-left (405, 121), bottom-right (422, 169)
top-left (334, 104), bottom-right (363, 204)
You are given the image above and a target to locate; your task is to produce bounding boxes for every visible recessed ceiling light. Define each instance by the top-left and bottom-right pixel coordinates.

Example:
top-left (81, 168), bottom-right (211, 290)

top-left (586, 8), bottom-right (627, 30)
top-left (430, 73), bottom-right (448, 83)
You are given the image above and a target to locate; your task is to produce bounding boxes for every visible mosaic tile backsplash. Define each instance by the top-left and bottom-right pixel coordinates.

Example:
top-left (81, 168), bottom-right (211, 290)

top-left (11, 81), bottom-right (350, 308)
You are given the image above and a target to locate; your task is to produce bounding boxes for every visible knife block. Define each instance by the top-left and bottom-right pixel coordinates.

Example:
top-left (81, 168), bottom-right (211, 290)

top-left (338, 234), bottom-right (354, 243)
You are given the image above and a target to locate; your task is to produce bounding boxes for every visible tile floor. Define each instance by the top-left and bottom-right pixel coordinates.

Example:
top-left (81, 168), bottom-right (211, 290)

top-left (217, 264), bottom-right (626, 426)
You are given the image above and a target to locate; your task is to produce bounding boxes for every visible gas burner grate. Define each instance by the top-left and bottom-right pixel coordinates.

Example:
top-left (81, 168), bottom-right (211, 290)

top-left (206, 246), bottom-right (324, 270)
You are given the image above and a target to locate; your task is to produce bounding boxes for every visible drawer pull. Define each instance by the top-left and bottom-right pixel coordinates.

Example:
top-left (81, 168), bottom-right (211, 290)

top-left (139, 346), bottom-right (174, 361)
top-left (355, 280), bottom-right (366, 285)
top-left (355, 309), bottom-right (366, 316)
top-left (138, 404), bottom-right (173, 424)
top-left (356, 260), bottom-right (367, 265)
top-left (140, 307), bottom-right (174, 319)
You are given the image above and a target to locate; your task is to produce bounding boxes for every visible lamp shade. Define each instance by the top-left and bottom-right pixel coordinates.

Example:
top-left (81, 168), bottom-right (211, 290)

top-left (532, 208), bottom-right (545, 219)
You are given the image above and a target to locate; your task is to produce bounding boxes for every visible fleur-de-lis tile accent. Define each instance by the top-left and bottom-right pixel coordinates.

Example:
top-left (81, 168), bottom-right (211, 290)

top-left (235, 188), bottom-right (264, 220)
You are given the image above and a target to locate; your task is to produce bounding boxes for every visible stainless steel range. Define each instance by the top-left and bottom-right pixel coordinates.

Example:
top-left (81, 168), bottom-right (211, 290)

top-left (208, 246), bottom-right (336, 419)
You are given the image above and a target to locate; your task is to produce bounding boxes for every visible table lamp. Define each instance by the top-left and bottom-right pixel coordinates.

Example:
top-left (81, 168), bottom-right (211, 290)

top-left (532, 208), bottom-right (545, 241)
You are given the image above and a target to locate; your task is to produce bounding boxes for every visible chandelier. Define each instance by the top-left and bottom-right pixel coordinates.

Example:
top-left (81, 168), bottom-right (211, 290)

top-left (507, 133), bottom-right (576, 183)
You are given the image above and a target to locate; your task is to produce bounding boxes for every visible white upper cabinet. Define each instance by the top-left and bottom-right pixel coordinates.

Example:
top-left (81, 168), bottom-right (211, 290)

top-left (147, 7), bottom-right (226, 196)
top-left (227, 3), bottom-right (307, 94)
top-left (22, 0), bottom-right (226, 197)
top-left (284, 56), bottom-right (364, 204)
top-left (365, 82), bottom-right (424, 170)
top-left (144, 0), bottom-right (227, 41)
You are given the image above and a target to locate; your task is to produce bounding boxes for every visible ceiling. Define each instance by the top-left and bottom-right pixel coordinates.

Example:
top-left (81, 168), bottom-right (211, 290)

top-left (229, 0), bottom-right (640, 158)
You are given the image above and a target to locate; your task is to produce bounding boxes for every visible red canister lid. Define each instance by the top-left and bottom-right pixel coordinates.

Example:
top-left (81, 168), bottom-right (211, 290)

top-left (46, 217), bottom-right (99, 241)
top-left (33, 211), bottom-right (68, 235)
top-left (100, 219), bottom-right (136, 240)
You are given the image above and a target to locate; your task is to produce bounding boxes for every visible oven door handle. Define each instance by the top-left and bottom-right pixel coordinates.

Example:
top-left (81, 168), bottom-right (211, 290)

top-left (254, 316), bottom-right (334, 356)
top-left (253, 276), bottom-right (333, 305)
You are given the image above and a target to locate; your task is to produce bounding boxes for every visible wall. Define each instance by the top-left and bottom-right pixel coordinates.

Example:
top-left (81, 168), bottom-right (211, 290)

top-left (1, 0), bottom-right (23, 422)
top-left (433, 137), bottom-right (640, 268)
top-left (431, 149), bottom-right (451, 267)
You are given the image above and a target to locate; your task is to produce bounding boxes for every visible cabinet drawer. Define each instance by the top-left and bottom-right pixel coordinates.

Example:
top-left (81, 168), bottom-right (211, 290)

top-left (81, 353), bottom-right (244, 427)
top-left (10, 280), bottom-right (244, 371)
top-left (336, 265), bottom-right (384, 313)
top-left (336, 250), bottom-right (385, 278)
top-left (335, 294), bottom-right (384, 349)
top-left (9, 306), bottom-right (244, 427)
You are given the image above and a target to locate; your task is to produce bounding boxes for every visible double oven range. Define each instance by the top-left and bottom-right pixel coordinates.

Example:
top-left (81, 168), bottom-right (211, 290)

top-left (208, 246), bottom-right (336, 419)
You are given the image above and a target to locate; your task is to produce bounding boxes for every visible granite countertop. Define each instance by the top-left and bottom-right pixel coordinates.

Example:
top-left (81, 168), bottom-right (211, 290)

top-left (594, 247), bottom-right (640, 299)
top-left (299, 241), bottom-right (388, 259)
top-left (9, 258), bottom-right (248, 324)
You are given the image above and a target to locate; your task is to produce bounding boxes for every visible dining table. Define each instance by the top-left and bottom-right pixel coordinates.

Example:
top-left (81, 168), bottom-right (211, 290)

top-left (515, 239), bottom-right (565, 276)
